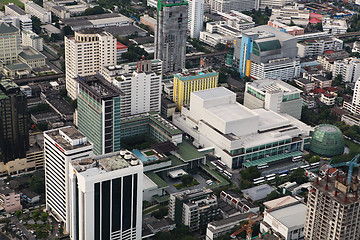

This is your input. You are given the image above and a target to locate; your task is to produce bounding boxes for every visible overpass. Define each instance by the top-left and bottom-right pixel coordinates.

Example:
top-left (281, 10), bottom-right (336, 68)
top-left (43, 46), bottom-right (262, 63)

top-left (335, 31), bottom-right (360, 39)
top-left (14, 73), bottom-right (65, 85)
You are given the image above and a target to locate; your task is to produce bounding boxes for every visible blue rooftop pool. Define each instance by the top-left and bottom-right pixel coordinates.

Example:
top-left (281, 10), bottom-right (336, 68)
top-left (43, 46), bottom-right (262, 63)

top-left (132, 149), bottom-right (157, 162)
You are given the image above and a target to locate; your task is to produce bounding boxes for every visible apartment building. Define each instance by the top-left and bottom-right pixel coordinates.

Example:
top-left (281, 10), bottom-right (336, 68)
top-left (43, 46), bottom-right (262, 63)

top-left (25, 1), bottom-right (52, 23)
top-left (0, 23), bottom-right (22, 65)
top-left (44, 127), bottom-right (94, 232)
top-left (332, 57), bottom-right (360, 83)
top-left (297, 37), bottom-right (343, 58)
top-left (188, 0), bottom-right (204, 38)
top-left (22, 30), bottom-right (43, 51)
top-left (173, 68), bottom-right (218, 109)
top-left (270, 4), bottom-right (310, 26)
top-left (65, 28), bottom-right (116, 100)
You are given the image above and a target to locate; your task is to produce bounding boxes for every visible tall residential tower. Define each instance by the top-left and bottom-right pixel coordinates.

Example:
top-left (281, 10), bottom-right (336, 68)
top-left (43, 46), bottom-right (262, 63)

top-left (65, 28), bottom-right (116, 100)
top-left (155, 0), bottom-right (188, 73)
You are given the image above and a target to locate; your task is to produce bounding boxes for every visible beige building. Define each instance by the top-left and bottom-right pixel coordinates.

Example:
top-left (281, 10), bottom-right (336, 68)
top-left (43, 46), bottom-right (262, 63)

top-left (18, 47), bottom-right (46, 68)
top-left (25, 1), bottom-right (52, 23)
top-left (65, 28), bottom-right (117, 99)
top-left (0, 22), bottom-right (22, 65)
top-left (0, 189), bottom-right (22, 212)
top-left (22, 30), bottom-right (44, 52)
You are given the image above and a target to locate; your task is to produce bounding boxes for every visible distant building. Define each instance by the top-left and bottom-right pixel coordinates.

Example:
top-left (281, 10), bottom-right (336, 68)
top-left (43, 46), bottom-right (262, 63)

top-left (44, 127), bottom-right (93, 232)
top-left (333, 57), bottom-right (360, 83)
top-left (322, 18), bottom-right (347, 35)
top-left (344, 78), bottom-right (360, 115)
top-left (260, 0), bottom-right (293, 10)
top-left (297, 36), bottom-right (343, 58)
top-left (209, 0), bottom-right (260, 13)
top-left (244, 79), bottom-right (303, 119)
top-left (188, 0), bottom-right (204, 39)
top-left (173, 87), bottom-right (312, 169)
top-left (65, 28), bottom-right (116, 99)
top-left (268, 21), bottom-right (304, 36)
top-left (25, 1), bottom-right (52, 24)
top-left (342, 114), bottom-right (360, 127)
top-left (140, 14), bottom-right (156, 32)
top-left (0, 22), bottom-right (22, 65)
top-left (169, 188), bottom-right (220, 232)
top-left (233, 25), bottom-right (300, 81)
top-left (4, 4), bottom-right (32, 31)
top-left (155, 0), bottom-right (188, 73)
top-left (173, 68), bottom-right (218, 109)
top-left (68, 151), bottom-right (143, 240)
top-left (0, 188), bottom-right (21, 212)
top-left (241, 184), bottom-right (275, 202)
top-left (0, 79), bottom-right (28, 163)
top-left (116, 42), bottom-right (128, 63)
top-left (22, 30), bottom-right (43, 51)
top-left (260, 196), bottom-right (307, 240)
top-left (316, 50), bottom-right (349, 73)
top-left (270, 4), bottom-right (310, 26)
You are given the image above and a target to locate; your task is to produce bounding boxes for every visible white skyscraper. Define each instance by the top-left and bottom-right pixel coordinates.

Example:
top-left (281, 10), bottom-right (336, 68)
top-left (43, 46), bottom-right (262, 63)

top-left (44, 127), bottom-right (93, 232)
top-left (65, 28), bottom-right (116, 100)
top-left (68, 151), bottom-right (143, 240)
top-left (188, 0), bottom-right (204, 39)
top-left (113, 71), bottom-right (161, 118)
top-left (344, 78), bottom-right (360, 115)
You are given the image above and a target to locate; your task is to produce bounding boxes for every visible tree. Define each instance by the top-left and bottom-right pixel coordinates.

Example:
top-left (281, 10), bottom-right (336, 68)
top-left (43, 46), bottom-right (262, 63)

top-left (289, 168), bottom-right (308, 184)
top-left (218, 72), bottom-right (227, 84)
top-left (30, 175), bottom-right (45, 194)
top-left (326, 72), bottom-right (332, 80)
top-left (151, 207), bottom-right (168, 219)
top-left (181, 174), bottom-right (194, 186)
top-left (31, 16), bottom-right (42, 34)
top-left (63, 25), bottom-right (74, 36)
top-left (333, 74), bottom-right (342, 86)
top-left (290, 20), bottom-right (295, 26)
top-left (83, 6), bottom-right (106, 16)
top-left (33, 210), bottom-right (41, 221)
top-left (14, 210), bottom-right (22, 218)
top-left (309, 155), bottom-right (320, 163)
top-left (265, 190), bottom-right (284, 201)
top-left (240, 166), bottom-right (261, 181)
top-left (40, 212), bottom-right (49, 222)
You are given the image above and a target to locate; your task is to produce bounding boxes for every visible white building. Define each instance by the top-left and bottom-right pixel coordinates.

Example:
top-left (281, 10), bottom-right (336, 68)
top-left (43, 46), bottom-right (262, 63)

top-left (188, 0), bottom-right (204, 39)
top-left (21, 30), bottom-right (43, 51)
top-left (270, 4), bottom-right (309, 26)
top-left (297, 36), bottom-right (343, 58)
top-left (332, 57), bottom-right (360, 83)
top-left (172, 87), bottom-right (312, 169)
top-left (25, 1), bottom-right (52, 24)
top-left (209, 0), bottom-right (259, 13)
top-left (0, 22), bottom-right (22, 65)
top-left (260, 196), bottom-right (307, 240)
top-left (65, 28), bottom-right (116, 100)
top-left (260, 0), bottom-right (294, 10)
top-left (5, 3), bottom-right (26, 17)
top-left (244, 79), bottom-right (303, 119)
top-left (322, 18), bottom-right (347, 35)
top-left (68, 151), bottom-right (143, 240)
top-left (113, 71), bottom-right (161, 118)
top-left (344, 78), bottom-right (360, 115)
top-left (320, 93), bottom-right (336, 106)
top-left (44, 127), bottom-right (94, 233)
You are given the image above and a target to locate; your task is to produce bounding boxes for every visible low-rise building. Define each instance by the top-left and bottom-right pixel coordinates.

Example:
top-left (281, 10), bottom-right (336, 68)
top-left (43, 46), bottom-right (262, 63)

top-left (270, 4), bottom-right (309, 26)
top-left (294, 78), bottom-right (316, 92)
top-left (316, 50), bottom-right (349, 72)
top-left (5, 3), bottom-right (26, 17)
top-left (25, 1), bottom-right (52, 23)
top-left (116, 41), bottom-right (128, 63)
top-left (169, 188), bottom-right (220, 232)
top-left (0, 188), bottom-right (21, 212)
top-left (20, 189), bottom-right (40, 204)
top-left (341, 114), bottom-right (360, 127)
top-left (241, 184), bottom-right (275, 202)
top-left (22, 30), bottom-right (43, 51)
top-left (311, 75), bottom-right (332, 89)
top-left (260, 196), bottom-right (307, 240)
top-left (268, 21), bottom-right (304, 36)
top-left (18, 47), bottom-right (46, 68)
top-left (320, 93), bottom-right (336, 106)
top-left (322, 18), bottom-right (347, 35)
top-left (297, 37), bottom-right (343, 58)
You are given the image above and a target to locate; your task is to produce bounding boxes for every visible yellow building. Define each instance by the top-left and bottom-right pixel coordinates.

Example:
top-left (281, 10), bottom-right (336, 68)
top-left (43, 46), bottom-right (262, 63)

top-left (173, 68), bottom-right (218, 109)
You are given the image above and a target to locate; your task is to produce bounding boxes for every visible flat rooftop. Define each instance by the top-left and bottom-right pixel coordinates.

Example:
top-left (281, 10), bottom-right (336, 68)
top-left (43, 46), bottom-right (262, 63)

top-left (247, 79), bottom-right (302, 94)
top-left (175, 68), bottom-right (218, 80)
top-left (268, 202), bottom-right (307, 228)
top-left (243, 25), bottom-right (295, 42)
top-left (6, 4), bottom-right (26, 15)
top-left (45, 126), bottom-right (91, 151)
top-left (62, 13), bottom-right (132, 28)
top-left (78, 75), bottom-right (123, 98)
top-left (192, 87), bottom-right (234, 101)
top-left (206, 103), bottom-right (258, 123)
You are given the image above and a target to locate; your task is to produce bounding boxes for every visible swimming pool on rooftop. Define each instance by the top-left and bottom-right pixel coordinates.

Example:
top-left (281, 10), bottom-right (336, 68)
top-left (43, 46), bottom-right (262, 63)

top-left (132, 149), bottom-right (157, 162)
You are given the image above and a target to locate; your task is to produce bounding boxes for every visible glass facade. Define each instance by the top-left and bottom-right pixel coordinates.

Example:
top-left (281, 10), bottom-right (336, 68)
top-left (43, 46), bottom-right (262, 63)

top-left (310, 124), bottom-right (344, 156)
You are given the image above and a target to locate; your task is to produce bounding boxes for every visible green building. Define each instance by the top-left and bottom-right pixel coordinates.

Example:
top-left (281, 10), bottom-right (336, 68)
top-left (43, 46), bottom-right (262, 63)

top-left (310, 124), bottom-right (344, 156)
top-left (0, 79), bottom-right (28, 162)
top-left (77, 75), bottom-right (122, 155)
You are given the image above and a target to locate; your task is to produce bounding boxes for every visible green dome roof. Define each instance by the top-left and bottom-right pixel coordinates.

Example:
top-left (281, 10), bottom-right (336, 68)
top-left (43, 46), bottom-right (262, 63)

top-left (310, 124), bottom-right (344, 156)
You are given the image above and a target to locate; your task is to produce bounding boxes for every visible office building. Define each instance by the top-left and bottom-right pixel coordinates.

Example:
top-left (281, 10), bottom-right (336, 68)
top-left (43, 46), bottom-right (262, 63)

top-left (297, 37), bottom-right (343, 58)
top-left (173, 87), bottom-right (312, 169)
top-left (65, 28), bottom-right (117, 99)
top-left (260, 196), bottom-right (307, 240)
top-left (173, 68), bottom-right (218, 109)
top-left (77, 75), bottom-right (122, 156)
top-left (209, 0), bottom-right (259, 13)
top-left (304, 173), bottom-right (360, 240)
top-left (233, 25), bottom-right (300, 81)
top-left (25, 1), bottom-right (52, 24)
top-left (169, 188), bottom-right (219, 232)
top-left (44, 127), bottom-right (93, 232)
top-left (21, 30), bottom-right (43, 51)
top-left (0, 79), bottom-right (28, 163)
top-left (188, 0), bottom-right (204, 39)
top-left (68, 151), bottom-right (143, 240)
top-left (155, 0), bottom-right (188, 73)
top-left (0, 22), bottom-right (22, 65)
top-left (333, 57), bottom-right (360, 83)
top-left (112, 70), bottom-right (161, 118)
top-left (270, 4), bottom-right (309, 26)
top-left (244, 79), bottom-right (303, 119)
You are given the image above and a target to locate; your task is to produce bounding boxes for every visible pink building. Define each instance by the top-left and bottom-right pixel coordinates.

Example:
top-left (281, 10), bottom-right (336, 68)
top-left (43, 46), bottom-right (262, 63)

top-left (0, 189), bottom-right (22, 212)
top-left (268, 21), bottom-right (304, 36)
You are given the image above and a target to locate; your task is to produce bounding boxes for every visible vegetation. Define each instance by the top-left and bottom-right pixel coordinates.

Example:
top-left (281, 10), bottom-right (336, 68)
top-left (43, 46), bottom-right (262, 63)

top-left (31, 16), bottom-right (42, 35)
top-left (122, 44), bottom-right (149, 62)
top-left (83, 6), bottom-right (108, 16)
top-left (239, 166), bottom-right (261, 190)
top-left (0, 0), bottom-right (24, 8)
top-left (121, 134), bottom-right (156, 150)
top-left (242, 8), bottom-right (271, 25)
top-left (154, 225), bottom-right (198, 240)
top-left (28, 103), bottom-right (51, 114)
top-left (265, 190), bottom-right (284, 201)
top-left (288, 168), bottom-right (308, 184)
top-left (151, 206), bottom-right (168, 219)
top-left (190, 39), bottom-right (211, 53)
top-left (309, 155), bottom-right (321, 163)
top-left (30, 175), bottom-right (45, 194)
top-left (174, 175), bottom-right (200, 190)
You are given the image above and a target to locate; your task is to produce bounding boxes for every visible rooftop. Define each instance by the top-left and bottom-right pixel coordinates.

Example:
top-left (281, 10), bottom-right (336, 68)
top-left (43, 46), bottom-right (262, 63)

top-left (247, 79), bottom-right (302, 94)
top-left (268, 202), bottom-right (307, 228)
top-left (78, 75), bottom-right (123, 98)
top-left (0, 79), bottom-right (19, 91)
top-left (0, 22), bottom-right (19, 35)
top-left (19, 47), bottom-right (45, 61)
top-left (263, 196), bottom-right (298, 209)
top-left (208, 212), bottom-right (252, 227)
top-left (243, 25), bottom-right (295, 42)
top-left (44, 126), bottom-right (91, 151)
top-left (242, 184), bottom-right (275, 201)
top-left (6, 4), bottom-right (26, 15)
top-left (176, 141), bottom-right (205, 161)
top-left (62, 13), bottom-right (132, 29)
top-left (175, 68), bottom-right (218, 81)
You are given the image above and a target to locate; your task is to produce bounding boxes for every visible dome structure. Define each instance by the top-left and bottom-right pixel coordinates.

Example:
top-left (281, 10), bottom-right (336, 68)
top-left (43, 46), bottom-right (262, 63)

top-left (310, 124), bottom-right (344, 156)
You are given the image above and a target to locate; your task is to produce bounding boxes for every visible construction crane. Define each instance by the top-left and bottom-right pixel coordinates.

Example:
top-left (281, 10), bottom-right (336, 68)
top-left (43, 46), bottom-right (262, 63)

top-left (230, 196), bottom-right (292, 240)
top-left (329, 153), bottom-right (360, 186)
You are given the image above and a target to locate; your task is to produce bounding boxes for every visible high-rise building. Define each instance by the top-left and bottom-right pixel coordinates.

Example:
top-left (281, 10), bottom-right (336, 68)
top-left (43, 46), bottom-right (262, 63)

top-left (233, 25), bottom-right (300, 81)
top-left (68, 151), bottom-right (143, 240)
top-left (169, 188), bottom-right (219, 232)
top-left (244, 79), bottom-right (303, 119)
top-left (0, 22), bottom-right (22, 65)
top-left (0, 79), bottom-right (28, 163)
top-left (77, 75), bottom-right (122, 156)
top-left (173, 68), bottom-right (218, 109)
top-left (209, 0), bottom-right (259, 13)
top-left (304, 174), bottom-right (360, 240)
top-left (113, 70), bottom-right (161, 118)
top-left (344, 78), bottom-right (360, 115)
top-left (332, 57), bottom-right (360, 83)
top-left (65, 28), bottom-right (116, 100)
top-left (188, 0), bottom-right (204, 39)
top-left (155, 0), bottom-right (188, 73)
top-left (44, 126), bottom-right (93, 232)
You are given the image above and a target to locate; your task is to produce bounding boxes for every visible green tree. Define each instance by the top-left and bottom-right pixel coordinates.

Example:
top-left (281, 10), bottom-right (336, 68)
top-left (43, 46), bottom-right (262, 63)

top-left (14, 210), bottom-right (22, 218)
top-left (31, 16), bottom-right (42, 34)
top-left (333, 74), bottom-right (342, 86)
top-left (30, 175), bottom-right (45, 194)
top-left (289, 168), bottom-right (308, 184)
top-left (309, 155), bottom-right (320, 163)
top-left (240, 166), bottom-right (261, 181)
top-left (265, 190), bottom-right (284, 201)
top-left (151, 207), bottom-right (168, 219)
top-left (290, 20), bottom-right (295, 26)
top-left (63, 25), bottom-right (74, 36)
top-left (40, 212), bottom-right (49, 222)
top-left (33, 210), bottom-right (41, 221)
top-left (83, 6), bottom-right (106, 16)
top-left (326, 72), bottom-right (332, 80)
top-left (181, 174), bottom-right (194, 186)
